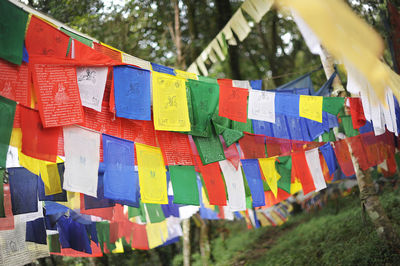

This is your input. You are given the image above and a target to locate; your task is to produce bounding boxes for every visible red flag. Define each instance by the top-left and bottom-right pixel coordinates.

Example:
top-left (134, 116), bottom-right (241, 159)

top-left (333, 140), bottom-right (356, 177)
top-left (26, 16), bottom-right (70, 58)
top-left (20, 106), bottom-right (60, 162)
top-left (349, 98), bottom-right (366, 129)
top-left (218, 83), bottom-right (249, 123)
top-left (239, 133), bottom-right (266, 159)
top-left (156, 131), bottom-right (194, 165)
top-left (291, 150), bottom-right (316, 195)
top-left (131, 223), bottom-right (149, 250)
top-left (0, 59), bottom-right (30, 107)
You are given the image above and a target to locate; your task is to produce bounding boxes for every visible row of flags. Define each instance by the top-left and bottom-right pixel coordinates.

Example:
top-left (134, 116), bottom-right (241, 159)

top-left (0, 0), bottom-right (399, 263)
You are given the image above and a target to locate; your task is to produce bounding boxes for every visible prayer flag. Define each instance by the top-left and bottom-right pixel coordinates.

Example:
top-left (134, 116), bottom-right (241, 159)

top-left (63, 126), bottom-right (100, 197)
top-left (241, 159), bottom-right (265, 207)
top-left (20, 106), bottom-right (59, 162)
top-left (219, 160), bottom-right (246, 211)
top-left (299, 95), bottom-right (323, 122)
top-left (169, 166), bottom-right (199, 205)
top-left (197, 158), bottom-right (227, 206)
top-left (103, 134), bottom-right (139, 205)
top-left (258, 157), bottom-right (280, 198)
top-left (76, 67), bottom-right (108, 112)
top-left (113, 65), bottom-right (151, 120)
top-left (291, 151), bottom-right (316, 195)
top-left (247, 89), bottom-right (275, 123)
top-left (0, 1), bottom-right (28, 65)
top-left (304, 148), bottom-right (327, 192)
top-left (218, 84), bottom-right (249, 123)
top-left (136, 143), bottom-right (168, 204)
top-left (193, 130), bottom-right (226, 165)
top-left (32, 64), bottom-right (84, 127)
top-left (8, 167), bottom-right (38, 215)
top-left (152, 72), bottom-right (190, 131)
top-left (0, 96), bottom-right (16, 168)
top-left (0, 59), bottom-right (30, 107)
top-left (156, 131), bottom-right (194, 165)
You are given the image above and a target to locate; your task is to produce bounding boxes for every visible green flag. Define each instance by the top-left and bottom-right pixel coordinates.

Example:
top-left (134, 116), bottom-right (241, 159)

top-left (186, 79), bottom-right (220, 137)
top-left (193, 128), bottom-right (225, 165)
top-left (276, 156), bottom-right (292, 193)
top-left (0, 1), bottom-right (28, 65)
top-left (0, 96), bottom-right (16, 168)
top-left (340, 115), bottom-right (359, 137)
top-left (0, 169), bottom-right (4, 217)
top-left (60, 27), bottom-right (93, 47)
top-left (145, 203), bottom-right (165, 223)
top-left (322, 97), bottom-right (344, 115)
top-left (169, 165), bottom-right (200, 206)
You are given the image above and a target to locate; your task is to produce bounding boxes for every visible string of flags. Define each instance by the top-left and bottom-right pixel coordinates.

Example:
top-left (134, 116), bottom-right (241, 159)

top-left (0, 0), bottom-right (400, 264)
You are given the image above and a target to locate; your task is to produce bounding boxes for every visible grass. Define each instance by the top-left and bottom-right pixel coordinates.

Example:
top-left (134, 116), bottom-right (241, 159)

top-left (190, 187), bottom-right (400, 266)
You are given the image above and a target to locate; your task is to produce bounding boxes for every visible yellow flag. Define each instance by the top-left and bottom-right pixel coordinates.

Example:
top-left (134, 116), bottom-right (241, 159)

top-left (258, 157), bottom-right (280, 198)
top-left (146, 221), bottom-right (168, 249)
top-left (58, 191), bottom-right (80, 210)
top-left (279, 0), bottom-right (394, 103)
top-left (18, 150), bottom-right (40, 175)
top-left (256, 212), bottom-right (271, 227)
top-left (175, 69), bottom-right (198, 80)
top-left (9, 128), bottom-right (22, 148)
top-left (112, 239), bottom-right (124, 253)
top-left (202, 187), bottom-right (212, 209)
top-left (299, 95), bottom-right (323, 122)
top-left (152, 72), bottom-right (191, 131)
top-left (290, 179), bottom-right (303, 195)
top-left (39, 161), bottom-right (62, 195)
top-left (136, 143), bottom-right (168, 204)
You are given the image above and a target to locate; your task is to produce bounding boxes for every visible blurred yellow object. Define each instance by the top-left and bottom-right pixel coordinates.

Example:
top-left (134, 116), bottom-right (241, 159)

top-left (259, 157), bottom-right (280, 198)
top-left (280, 0), bottom-right (400, 103)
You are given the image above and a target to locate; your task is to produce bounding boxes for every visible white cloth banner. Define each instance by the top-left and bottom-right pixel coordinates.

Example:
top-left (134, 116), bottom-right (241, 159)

top-left (230, 9), bottom-right (251, 42)
top-left (248, 89), bottom-right (275, 123)
top-left (233, 80), bottom-right (251, 89)
top-left (122, 53), bottom-right (151, 70)
top-left (291, 9), bottom-right (322, 55)
top-left (63, 126), bottom-right (100, 197)
top-left (166, 217), bottom-right (183, 240)
top-left (242, 0), bottom-right (274, 23)
top-left (304, 148), bottom-right (327, 192)
top-left (219, 160), bottom-right (246, 212)
top-left (76, 66), bottom-right (108, 112)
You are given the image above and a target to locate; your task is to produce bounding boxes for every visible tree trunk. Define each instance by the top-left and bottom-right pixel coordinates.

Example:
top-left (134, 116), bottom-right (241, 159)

top-left (169, 0), bottom-right (185, 69)
top-left (215, 0), bottom-right (241, 79)
top-left (196, 214), bottom-right (210, 266)
top-left (319, 47), bottom-right (400, 252)
top-left (182, 218), bottom-right (191, 266)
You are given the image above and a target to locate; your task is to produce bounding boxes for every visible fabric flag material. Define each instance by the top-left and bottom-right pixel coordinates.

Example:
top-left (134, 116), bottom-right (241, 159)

top-left (291, 151), bottom-right (316, 195)
top-left (156, 131), bottom-right (194, 165)
top-left (169, 166), bottom-right (199, 206)
top-left (0, 96), bottom-right (16, 168)
top-left (275, 156), bottom-right (292, 194)
top-left (174, 69), bottom-right (198, 80)
top-left (197, 158), bottom-right (227, 206)
top-left (63, 126), bottom-right (100, 197)
top-left (218, 83), bottom-right (249, 123)
top-left (272, 114), bottom-right (291, 140)
top-left (136, 143), bottom-right (168, 204)
top-left (113, 65), bottom-right (151, 120)
top-left (38, 163), bottom-right (67, 202)
top-left (299, 95), bottom-right (323, 122)
top-left (83, 163), bottom-right (115, 209)
top-left (20, 106), bottom-right (59, 162)
top-left (145, 204), bottom-right (166, 223)
top-left (239, 133), bottom-right (265, 159)
top-left (0, 1), bottom-right (28, 65)
top-left (0, 59), bottom-right (30, 107)
top-left (32, 64), bottom-right (84, 127)
top-left (323, 97), bottom-right (344, 115)
top-left (241, 159), bottom-right (265, 207)
top-left (349, 97), bottom-right (366, 129)
top-left (93, 42), bottom-right (122, 62)
top-left (39, 161), bottom-right (62, 196)
top-left (275, 93), bottom-right (299, 117)
top-left (219, 160), bottom-right (246, 211)
top-left (26, 218), bottom-right (47, 245)
top-left (151, 63), bottom-right (175, 76)
top-left (247, 89), bottom-right (275, 123)
top-left (193, 130), bottom-right (226, 165)
top-left (333, 140), bottom-right (356, 177)
top-left (258, 157), bottom-right (280, 198)
top-left (186, 79), bottom-right (219, 137)
top-left (25, 16), bottom-right (70, 57)
top-left (347, 135), bottom-right (370, 171)
top-left (319, 142), bottom-right (338, 175)
top-left (60, 27), bottom-right (93, 47)
top-left (152, 72), bottom-right (190, 131)
top-left (76, 67), bottom-right (108, 112)
top-left (304, 149), bottom-right (327, 192)
top-left (102, 134), bottom-right (139, 206)
top-left (8, 167), bottom-right (38, 215)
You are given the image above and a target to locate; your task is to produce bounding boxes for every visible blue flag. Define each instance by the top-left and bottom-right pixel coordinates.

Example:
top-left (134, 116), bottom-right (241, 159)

top-left (319, 142), bottom-right (338, 175)
top-left (103, 134), bottom-right (140, 205)
top-left (8, 167), bottom-right (38, 215)
top-left (151, 63), bottom-right (175, 76)
top-left (275, 93), bottom-right (300, 117)
top-left (84, 162), bottom-right (115, 209)
top-left (113, 65), bottom-right (151, 120)
top-left (241, 159), bottom-right (265, 208)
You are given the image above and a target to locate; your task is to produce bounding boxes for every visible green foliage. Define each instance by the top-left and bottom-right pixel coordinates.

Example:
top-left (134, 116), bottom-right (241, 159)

top-left (192, 189), bottom-right (400, 266)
